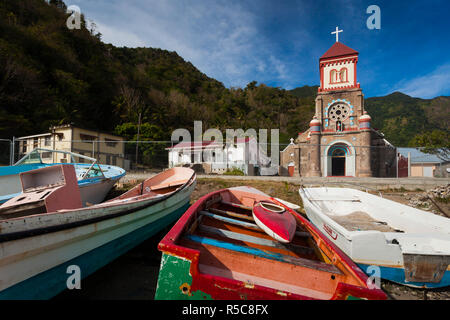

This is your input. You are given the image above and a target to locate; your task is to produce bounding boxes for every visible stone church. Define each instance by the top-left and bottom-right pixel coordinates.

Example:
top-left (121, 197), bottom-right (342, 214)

top-left (280, 38), bottom-right (396, 177)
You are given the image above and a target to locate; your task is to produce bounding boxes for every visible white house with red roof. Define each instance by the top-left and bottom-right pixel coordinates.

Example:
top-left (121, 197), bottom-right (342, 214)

top-left (166, 137), bottom-right (272, 175)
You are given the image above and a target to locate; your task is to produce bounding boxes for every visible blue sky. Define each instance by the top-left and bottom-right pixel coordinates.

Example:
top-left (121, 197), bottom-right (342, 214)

top-left (70, 0), bottom-right (450, 98)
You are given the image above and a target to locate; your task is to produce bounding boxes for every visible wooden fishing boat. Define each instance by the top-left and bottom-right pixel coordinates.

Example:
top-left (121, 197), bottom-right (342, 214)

top-left (299, 187), bottom-right (450, 288)
top-left (155, 186), bottom-right (387, 300)
top-left (252, 200), bottom-right (296, 243)
top-left (0, 165), bottom-right (196, 299)
top-left (0, 148), bottom-right (126, 206)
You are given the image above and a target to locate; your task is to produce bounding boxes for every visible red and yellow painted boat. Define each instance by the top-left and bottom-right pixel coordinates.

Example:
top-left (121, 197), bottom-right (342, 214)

top-left (155, 186), bottom-right (387, 300)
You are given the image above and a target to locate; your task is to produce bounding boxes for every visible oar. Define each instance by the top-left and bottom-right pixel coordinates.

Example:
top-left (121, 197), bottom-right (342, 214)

top-left (208, 207), bottom-right (254, 221)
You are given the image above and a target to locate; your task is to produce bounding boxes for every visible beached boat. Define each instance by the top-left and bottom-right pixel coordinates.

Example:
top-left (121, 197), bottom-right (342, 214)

top-left (155, 186), bottom-right (387, 300)
top-left (299, 187), bottom-right (450, 288)
top-left (0, 165), bottom-right (196, 299)
top-left (0, 148), bottom-right (125, 206)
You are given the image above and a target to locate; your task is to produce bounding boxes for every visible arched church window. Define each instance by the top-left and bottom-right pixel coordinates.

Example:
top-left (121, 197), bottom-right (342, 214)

top-left (330, 69), bottom-right (337, 84)
top-left (329, 68), bottom-right (348, 84)
top-left (336, 121), bottom-right (343, 132)
top-left (339, 68), bottom-right (348, 83)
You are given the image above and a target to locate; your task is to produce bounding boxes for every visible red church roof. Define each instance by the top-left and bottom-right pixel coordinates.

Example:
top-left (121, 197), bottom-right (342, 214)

top-left (320, 42), bottom-right (358, 60)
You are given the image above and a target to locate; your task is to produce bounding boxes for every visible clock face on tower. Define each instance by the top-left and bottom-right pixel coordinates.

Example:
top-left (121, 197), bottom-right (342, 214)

top-left (328, 103), bottom-right (350, 121)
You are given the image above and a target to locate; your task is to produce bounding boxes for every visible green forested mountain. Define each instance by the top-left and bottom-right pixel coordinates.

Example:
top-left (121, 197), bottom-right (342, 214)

top-left (0, 0), bottom-right (314, 147)
top-left (289, 85), bottom-right (319, 99)
top-left (0, 0), bottom-right (448, 165)
top-left (364, 93), bottom-right (449, 148)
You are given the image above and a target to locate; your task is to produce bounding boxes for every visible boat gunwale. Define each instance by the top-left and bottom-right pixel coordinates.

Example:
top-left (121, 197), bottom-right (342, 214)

top-left (0, 170), bottom-right (196, 243)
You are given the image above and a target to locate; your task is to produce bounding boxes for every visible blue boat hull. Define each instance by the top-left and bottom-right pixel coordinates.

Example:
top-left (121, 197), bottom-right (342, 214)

top-left (357, 263), bottom-right (450, 289)
top-left (0, 201), bottom-right (190, 300)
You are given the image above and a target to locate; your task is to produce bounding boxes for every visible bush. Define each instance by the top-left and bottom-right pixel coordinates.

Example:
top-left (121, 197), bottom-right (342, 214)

top-left (223, 167), bottom-right (245, 176)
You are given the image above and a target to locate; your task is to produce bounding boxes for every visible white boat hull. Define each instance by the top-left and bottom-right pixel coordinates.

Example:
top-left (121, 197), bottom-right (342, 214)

top-left (299, 187), bottom-right (450, 288)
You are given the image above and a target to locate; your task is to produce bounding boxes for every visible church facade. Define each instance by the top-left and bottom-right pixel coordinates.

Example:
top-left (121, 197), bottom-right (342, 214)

top-left (280, 40), bottom-right (397, 177)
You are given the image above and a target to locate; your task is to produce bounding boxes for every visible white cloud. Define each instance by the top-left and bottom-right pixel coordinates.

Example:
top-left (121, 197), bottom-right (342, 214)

top-left (393, 64), bottom-right (450, 98)
top-left (75, 0), bottom-right (312, 88)
top-left (96, 22), bottom-right (146, 48)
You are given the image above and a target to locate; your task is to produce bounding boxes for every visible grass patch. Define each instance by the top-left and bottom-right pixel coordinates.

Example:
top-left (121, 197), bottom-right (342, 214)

top-left (435, 196), bottom-right (449, 204)
top-left (223, 167), bottom-right (245, 176)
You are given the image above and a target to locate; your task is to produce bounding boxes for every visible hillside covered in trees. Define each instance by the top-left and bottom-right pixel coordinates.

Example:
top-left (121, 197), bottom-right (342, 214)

top-left (0, 0), bottom-right (314, 144)
top-left (0, 0), bottom-right (448, 164)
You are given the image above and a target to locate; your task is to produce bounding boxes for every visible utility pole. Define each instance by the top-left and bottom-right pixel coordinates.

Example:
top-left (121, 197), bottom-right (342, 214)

top-left (396, 149), bottom-right (398, 178)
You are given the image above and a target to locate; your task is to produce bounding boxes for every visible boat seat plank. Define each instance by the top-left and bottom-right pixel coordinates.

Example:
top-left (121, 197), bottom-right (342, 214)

top-left (197, 224), bottom-right (315, 256)
top-left (199, 210), bottom-right (311, 238)
top-left (187, 215), bottom-right (203, 235)
top-left (220, 200), bottom-right (252, 211)
top-left (150, 180), bottom-right (185, 191)
top-left (200, 210), bottom-right (260, 230)
top-left (208, 207), bottom-right (254, 221)
top-left (168, 180), bottom-right (188, 187)
top-left (184, 234), bottom-right (342, 275)
top-left (205, 196), bottom-right (222, 209)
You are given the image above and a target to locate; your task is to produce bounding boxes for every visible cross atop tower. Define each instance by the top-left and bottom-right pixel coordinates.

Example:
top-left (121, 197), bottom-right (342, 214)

top-left (331, 26), bottom-right (343, 42)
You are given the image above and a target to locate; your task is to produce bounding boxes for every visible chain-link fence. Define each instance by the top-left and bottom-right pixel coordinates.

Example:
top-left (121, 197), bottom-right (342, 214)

top-left (0, 139), bottom-right (13, 166)
top-left (10, 139), bottom-right (172, 172)
top-left (2, 138), bottom-right (448, 178)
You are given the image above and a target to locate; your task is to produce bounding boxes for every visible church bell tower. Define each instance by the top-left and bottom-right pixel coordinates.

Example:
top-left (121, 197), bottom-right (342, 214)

top-left (309, 27), bottom-right (372, 177)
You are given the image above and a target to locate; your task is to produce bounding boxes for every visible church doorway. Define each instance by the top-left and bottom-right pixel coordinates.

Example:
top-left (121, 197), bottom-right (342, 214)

top-left (324, 142), bottom-right (355, 177)
top-left (331, 148), bottom-right (346, 176)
